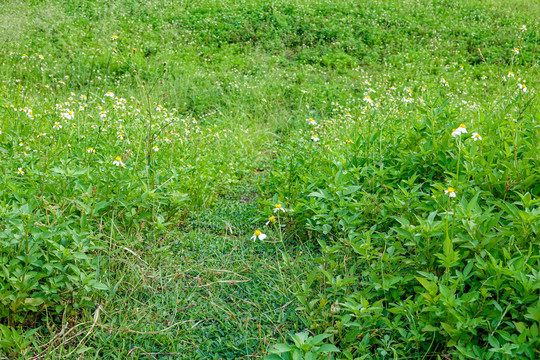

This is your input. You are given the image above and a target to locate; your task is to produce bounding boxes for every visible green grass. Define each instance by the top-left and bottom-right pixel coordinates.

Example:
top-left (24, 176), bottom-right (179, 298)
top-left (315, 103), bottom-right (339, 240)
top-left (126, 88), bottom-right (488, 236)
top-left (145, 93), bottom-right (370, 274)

top-left (0, 0), bottom-right (539, 359)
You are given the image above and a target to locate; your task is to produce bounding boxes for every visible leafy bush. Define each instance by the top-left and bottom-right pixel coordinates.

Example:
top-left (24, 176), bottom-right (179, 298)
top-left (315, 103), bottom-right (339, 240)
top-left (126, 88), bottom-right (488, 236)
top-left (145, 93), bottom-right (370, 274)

top-left (263, 87), bottom-right (540, 358)
top-left (0, 199), bottom-right (104, 326)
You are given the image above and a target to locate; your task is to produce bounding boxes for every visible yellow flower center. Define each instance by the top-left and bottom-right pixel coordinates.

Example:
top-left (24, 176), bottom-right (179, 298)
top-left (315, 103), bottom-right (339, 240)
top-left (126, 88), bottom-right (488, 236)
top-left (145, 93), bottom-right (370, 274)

top-left (275, 204), bottom-right (281, 209)
top-left (268, 216), bottom-right (275, 222)
top-left (447, 187), bottom-right (455, 193)
top-left (459, 124), bottom-right (466, 128)
top-left (254, 230), bottom-right (261, 236)
top-left (115, 157), bottom-right (121, 162)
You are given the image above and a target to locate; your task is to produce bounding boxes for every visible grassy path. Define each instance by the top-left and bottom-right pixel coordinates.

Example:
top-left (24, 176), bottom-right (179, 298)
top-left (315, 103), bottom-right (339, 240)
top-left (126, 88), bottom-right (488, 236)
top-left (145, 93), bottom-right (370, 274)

top-left (53, 186), bottom-right (311, 359)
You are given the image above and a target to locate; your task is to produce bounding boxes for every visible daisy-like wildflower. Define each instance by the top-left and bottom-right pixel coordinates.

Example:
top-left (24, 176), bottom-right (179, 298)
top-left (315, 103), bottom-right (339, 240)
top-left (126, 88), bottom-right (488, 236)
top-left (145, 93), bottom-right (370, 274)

top-left (22, 54), bottom-right (28, 59)
top-left (307, 118), bottom-right (317, 125)
top-left (444, 187), bottom-right (456, 198)
top-left (17, 167), bottom-right (24, 175)
top-left (364, 95), bottom-right (374, 106)
top-left (311, 134), bottom-right (320, 142)
top-left (457, 124), bottom-right (467, 134)
top-left (105, 91), bottom-right (115, 98)
top-left (482, 75), bottom-right (488, 80)
top-left (53, 122), bottom-right (62, 130)
top-left (87, 147), bottom-right (95, 153)
top-left (61, 110), bottom-right (74, 120)
top-left (273, 203), bottom-right (286, 213)
top-left (111, 35), bottom-right (118, 40)
top-left (518, 83), bottom-right (528, 92)
top-left (508, 72), bottom-right (515, 78)
top-left (513, 48), bottom-right (520, 55)
top-left (39, 54), bottom-right (44, 60)
top-left (0, 128), bottom-right (2, 134)
top-left (153, 145), bottom-right (159, 152)
top-left (113, 156), bottom-right (124, 167)
top-left (471, 133), bottom-right (482, 141)
top-left (266, 216), bottom-right (276, 226)
top-left (251, 229), bottom-right (267, 241)
top-left (451, 129), bottom-right (461, 137)
top-left (520, 25), bottom-right (527, 32)
top-left (403, 97), bottom-right (413, 103)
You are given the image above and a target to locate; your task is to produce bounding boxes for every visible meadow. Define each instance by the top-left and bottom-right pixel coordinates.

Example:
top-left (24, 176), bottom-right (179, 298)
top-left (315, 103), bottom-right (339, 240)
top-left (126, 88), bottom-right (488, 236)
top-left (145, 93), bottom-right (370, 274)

top-left (0, 0), bottom-right (539, 359)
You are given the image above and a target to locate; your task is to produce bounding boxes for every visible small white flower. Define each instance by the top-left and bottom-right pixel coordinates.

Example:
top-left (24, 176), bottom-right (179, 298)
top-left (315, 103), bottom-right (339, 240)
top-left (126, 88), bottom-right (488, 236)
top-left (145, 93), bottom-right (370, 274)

top-left (61, 110), bottom-right (74, 120)
top-left (113, 156), bottom-right (124, 167)
top-left (444, 187), bottom-right (456, 198)
top-left (53, 122), bottom-right (62, 130)
top-left (266, 216), bottom-right (276, 226)
top-left (471, 133), bottom-right (482, 141)
top-left (520, 25), bottom-right (527, 32)
top-left (87, 147), bottom-right (95, 153)
top-left (38, 54), bottom-right (44, 60)
top-left (17, 167), bottom-right (24, 175)
top-left (508, 72), bottom-right (515, 78)
top-left (518, 83), bottom-right (528, 92)
top-left (311, 134), bottom-right (320, 142)
top-left (105, 91), bottom-right (115, 98)
top-left (513, 48), bottom-right (520, 55)
top-left (307, 118), bottom-right (317, 125)
top-left (364, 95), bottom-right (374, 105)
top-left (273, 203), bottom-right (286, 213)
top-left (457, 124), bottom-right (467, 134)
top-left (451, 129), bottom-right (461, 137)
top-left (153, 145), bottom-right (159, 152)
top-left (111, 35), bottom-right (118, 40)
top-left (251, 229), bottom-right (267, 241)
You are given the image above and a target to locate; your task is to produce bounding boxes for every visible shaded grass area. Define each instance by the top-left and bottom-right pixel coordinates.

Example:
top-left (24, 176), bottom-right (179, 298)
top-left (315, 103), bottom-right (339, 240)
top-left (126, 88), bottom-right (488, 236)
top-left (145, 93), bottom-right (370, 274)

top-left (40, 185), bottom-right (312, 359)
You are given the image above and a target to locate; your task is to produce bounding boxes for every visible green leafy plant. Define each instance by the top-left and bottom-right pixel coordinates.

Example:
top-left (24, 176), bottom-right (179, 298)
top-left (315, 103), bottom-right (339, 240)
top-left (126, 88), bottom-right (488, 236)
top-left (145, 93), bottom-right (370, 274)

top-left (265, 331), bottom-right (340, 360)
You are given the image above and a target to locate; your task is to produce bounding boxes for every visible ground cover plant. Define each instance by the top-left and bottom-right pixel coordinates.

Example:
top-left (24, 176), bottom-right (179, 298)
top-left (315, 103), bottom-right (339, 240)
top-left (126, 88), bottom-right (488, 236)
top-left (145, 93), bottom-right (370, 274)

top-left (0, 0), bottom-right (539, 358)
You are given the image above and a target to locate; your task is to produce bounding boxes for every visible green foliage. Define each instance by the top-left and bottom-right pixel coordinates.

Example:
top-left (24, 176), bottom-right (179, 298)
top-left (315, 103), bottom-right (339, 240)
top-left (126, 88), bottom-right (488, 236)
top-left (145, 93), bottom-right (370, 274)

top-left (266, 331), bottom-right (340, 360)
top-left (0, 325), bottom-right (36, 358)
top-left (0, 201), bottom-right (103, 325)
top-left (264, 77), bottom-right (540, 358)
top-left (0, 0), bottom-right (539, 358)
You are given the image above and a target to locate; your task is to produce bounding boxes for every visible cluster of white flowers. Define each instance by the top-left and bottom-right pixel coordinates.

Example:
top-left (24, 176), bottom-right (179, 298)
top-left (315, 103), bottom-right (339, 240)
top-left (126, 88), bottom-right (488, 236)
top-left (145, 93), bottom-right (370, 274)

top-left (251, 203), bottom-right (289, 241)
top-left (451, 124), bottom-right (483, 141)
top-left (451, 124), bottom-right (468, 137)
